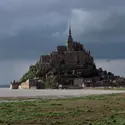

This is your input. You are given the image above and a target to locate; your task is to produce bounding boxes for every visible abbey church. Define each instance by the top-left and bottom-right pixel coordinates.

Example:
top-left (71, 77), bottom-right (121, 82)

top-left (40, 25), bottom-right (96, 77)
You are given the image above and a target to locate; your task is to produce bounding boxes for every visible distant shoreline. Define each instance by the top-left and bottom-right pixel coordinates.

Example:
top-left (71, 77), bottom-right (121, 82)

top-left (0, 85), bottom-right (9, 88)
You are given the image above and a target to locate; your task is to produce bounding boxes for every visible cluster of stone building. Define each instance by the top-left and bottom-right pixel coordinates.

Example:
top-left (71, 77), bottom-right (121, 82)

top-left (10, 25), bottom-right (125, 89)
top-left (10, 78), bottom-right (85, 89)
top-left (10, 79), bottom-right (44, 89)
top-left (40, 25), bottom-right (94, 72)
top-left (10, 73), bottom-right (125, 89)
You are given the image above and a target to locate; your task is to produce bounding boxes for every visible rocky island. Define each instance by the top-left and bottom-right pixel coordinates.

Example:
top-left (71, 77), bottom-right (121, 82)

top-left (10, 26), bottom-right (125, 89)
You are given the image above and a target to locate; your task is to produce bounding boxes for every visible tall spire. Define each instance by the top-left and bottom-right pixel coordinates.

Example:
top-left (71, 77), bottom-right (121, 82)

top-left (69, 24), bottom-right (71, 35)
top-left (67, 24), bottom-right (73, 43)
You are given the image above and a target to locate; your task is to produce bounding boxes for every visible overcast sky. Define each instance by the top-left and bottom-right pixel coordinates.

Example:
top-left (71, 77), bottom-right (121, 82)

top-left (0, 0), bottom-right (125, 85)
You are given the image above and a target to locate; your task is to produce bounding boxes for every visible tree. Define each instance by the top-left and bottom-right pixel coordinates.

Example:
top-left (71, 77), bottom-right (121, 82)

top-left (20, 62), bottom-right (38, 82)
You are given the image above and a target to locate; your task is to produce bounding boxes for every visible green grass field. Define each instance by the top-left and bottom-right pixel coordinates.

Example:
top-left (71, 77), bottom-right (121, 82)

top-left (0, 93), bottom-right (125, 125)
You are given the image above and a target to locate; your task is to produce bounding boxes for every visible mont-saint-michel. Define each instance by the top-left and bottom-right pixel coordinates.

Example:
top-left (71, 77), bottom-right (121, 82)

top-left (1, 1), bottom-right (125, 125)
top-left (10, 26), bottom-right (125, 89)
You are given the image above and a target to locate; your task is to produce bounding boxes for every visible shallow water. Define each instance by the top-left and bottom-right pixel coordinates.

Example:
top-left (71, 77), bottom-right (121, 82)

top-left (0, 85), bottom-right (9, 88)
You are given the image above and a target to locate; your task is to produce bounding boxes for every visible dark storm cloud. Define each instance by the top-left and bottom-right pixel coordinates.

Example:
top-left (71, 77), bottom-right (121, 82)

top-left (0, 0), bottom-right (125, 60)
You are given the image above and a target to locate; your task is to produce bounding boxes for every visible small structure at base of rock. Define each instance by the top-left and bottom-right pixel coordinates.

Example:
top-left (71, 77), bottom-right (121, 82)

top-left (20, 79), bottom-right (45, 89)
top-left (10, 80), bottom-right (20, 89)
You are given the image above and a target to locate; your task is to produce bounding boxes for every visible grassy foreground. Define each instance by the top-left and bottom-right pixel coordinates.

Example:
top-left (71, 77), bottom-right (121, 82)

top-left (0, 94), bottom-right (125, 125)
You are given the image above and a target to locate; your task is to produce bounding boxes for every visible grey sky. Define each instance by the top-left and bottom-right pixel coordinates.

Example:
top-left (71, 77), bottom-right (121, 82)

top-left (0, 0), bottom-right (125, 84)
top-left (0, 0), bottom-right (125, 59)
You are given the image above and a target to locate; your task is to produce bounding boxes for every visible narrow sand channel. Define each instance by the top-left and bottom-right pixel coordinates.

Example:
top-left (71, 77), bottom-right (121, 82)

top-left (0, 88), bottom-right (125, 99)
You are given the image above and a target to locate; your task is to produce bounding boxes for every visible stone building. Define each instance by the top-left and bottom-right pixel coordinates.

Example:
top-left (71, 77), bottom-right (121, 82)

top-left (10, 80), bottom-right (20, 89)
top-left (20, 79), bottom-right (44, 89)
top-left (39, 25), bottom-right (95, 73)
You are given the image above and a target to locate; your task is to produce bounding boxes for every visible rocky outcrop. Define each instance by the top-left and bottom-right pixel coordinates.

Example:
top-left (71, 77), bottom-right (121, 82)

top-left (19, 25), bottom-right (125, 89)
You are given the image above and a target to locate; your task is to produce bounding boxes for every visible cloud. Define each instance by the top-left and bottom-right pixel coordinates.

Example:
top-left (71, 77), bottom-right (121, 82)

top-left (1, 0), bottom-right (125, 38)
top-left (0, 0), bottom-right (125, 60)
top-left (70, 8), bottom-right (125, 43)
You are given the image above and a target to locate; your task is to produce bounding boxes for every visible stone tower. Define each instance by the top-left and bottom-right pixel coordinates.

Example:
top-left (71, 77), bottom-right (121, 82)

top-left (66, 25), bottom-right (73, 50)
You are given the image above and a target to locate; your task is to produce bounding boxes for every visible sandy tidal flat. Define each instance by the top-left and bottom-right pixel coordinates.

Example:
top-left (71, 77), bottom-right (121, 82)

top-left (0, 88), bottom-right (125, 98)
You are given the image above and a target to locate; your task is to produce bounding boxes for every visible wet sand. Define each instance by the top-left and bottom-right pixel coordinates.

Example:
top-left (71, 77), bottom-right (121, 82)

top-left (0, 88), bottom-right (125, 99)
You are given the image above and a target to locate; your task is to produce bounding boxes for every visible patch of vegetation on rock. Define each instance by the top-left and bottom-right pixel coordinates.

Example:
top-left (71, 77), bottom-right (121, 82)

top-left (20, 61), bottom-right (40, 82)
